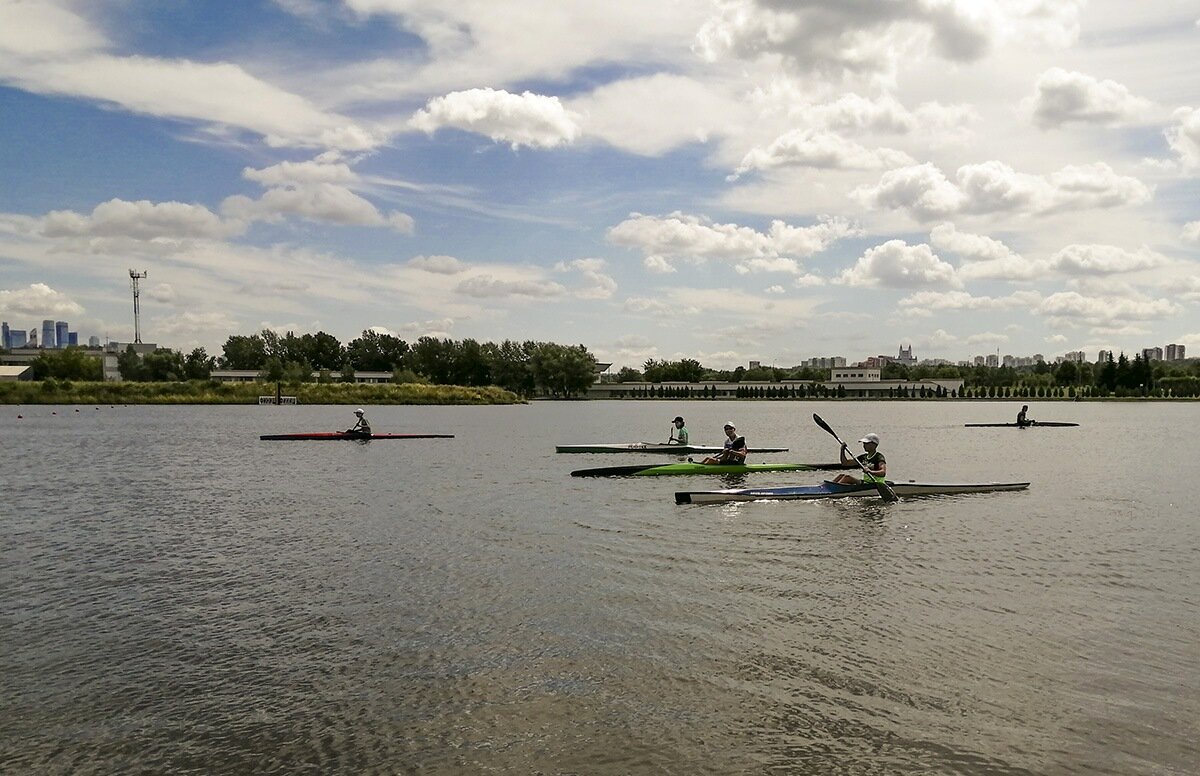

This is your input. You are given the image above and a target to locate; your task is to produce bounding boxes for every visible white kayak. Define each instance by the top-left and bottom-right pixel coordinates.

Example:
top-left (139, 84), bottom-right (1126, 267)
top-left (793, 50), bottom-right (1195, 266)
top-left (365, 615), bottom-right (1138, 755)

top-left (676, 480), bottom-right (1030, 504)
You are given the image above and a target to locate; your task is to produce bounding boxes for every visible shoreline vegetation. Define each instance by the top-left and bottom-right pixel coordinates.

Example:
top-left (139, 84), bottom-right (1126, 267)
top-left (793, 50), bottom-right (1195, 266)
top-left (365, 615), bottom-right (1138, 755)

top-left (0, 380), bottom-right (522, 406)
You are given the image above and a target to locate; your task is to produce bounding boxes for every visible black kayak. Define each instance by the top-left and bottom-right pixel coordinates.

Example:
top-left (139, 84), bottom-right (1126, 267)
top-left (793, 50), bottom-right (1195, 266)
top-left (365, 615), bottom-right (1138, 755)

top-left (964, 422), bottom-right (1078, 428)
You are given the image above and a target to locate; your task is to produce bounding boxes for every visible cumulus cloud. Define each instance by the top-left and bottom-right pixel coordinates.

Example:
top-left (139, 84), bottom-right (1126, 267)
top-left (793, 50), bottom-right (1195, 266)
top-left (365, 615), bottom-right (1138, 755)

top-left (731, 129), bottom-right (913, 177)
top-left (694, 0), bottom-right (1081, 80)
top-left (153, 310), bottom-right (240, 339)
top-left (1047, 244), bottom-right (1168, 276)
top-left (242, 158), bottom-right (358, 186)
top-left (1029, 68), bottom-right (1150, 128)
top-left (1165, 106), bottom-right (1200, 169)
top-left (222, 184), bottom-right (414, 232)
top-left (897, 289), bottom-right (1041, 316)
top-left (0, 283), bottom-right (85, 317)
top-left (855, 161), bottom-right (1152, 220)
top-left (1037, 291), bottom-right (1177, 330)
top-left (555, 258), bottom-right (617, 299)
top-left (930, 223), bottom-right (1043, 280)
top-left (455, 274), bottom-right (566, 299)
top-left (39, 198), bottom-right (241, 241)
top-left (1183, 221), bottom-right (1200, 242)
top-left (408, 255), bottom-right (468, 274)
top-left (837, 240), bottom-right (960, 289)
top-left (410, 88), bottom-right (582, 149)
top-left (568, 73), bottom-right (739, 156)
top-left (607, 212), bottom-right (858, 273)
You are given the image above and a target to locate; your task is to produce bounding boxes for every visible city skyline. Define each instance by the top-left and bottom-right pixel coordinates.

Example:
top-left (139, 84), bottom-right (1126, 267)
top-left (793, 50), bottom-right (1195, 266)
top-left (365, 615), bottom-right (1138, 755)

top-left (1, 1), bottom-right (1198, 371)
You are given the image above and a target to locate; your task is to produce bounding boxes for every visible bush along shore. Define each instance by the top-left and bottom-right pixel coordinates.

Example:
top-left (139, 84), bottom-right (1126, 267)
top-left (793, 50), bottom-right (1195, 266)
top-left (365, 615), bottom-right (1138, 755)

top-left (0, 379), bottom-right (523, 405)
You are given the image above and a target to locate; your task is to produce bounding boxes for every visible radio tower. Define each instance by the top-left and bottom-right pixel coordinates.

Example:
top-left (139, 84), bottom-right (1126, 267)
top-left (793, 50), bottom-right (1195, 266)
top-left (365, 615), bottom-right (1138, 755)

top-left (129, 269), bottom-right (148, 343)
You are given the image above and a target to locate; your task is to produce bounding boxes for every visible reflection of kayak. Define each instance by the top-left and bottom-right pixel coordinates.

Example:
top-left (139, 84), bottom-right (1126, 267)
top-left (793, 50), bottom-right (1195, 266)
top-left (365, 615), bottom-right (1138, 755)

top-left (260, 432), bottom-right (455, 440)
top-left (963, 422), bottom-right (1078, 427)
top-left (571, 461), bottom-right (843, 477)
top-left (555, 442), bottom-right (788, 454)
top-left (676, 480), bottom-right (1030, 505)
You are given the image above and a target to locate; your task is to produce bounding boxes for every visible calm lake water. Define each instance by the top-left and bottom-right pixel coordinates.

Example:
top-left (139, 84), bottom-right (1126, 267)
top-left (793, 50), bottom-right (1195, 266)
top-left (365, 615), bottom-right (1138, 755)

top-left (3, 400), bottom-right (1198, 775)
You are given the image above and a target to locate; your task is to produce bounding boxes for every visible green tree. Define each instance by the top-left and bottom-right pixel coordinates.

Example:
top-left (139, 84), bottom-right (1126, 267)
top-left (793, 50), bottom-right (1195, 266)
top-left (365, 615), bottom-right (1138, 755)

top-left (118, 345), bottom-right (146, 380)
top-left (346, 330), bottom-right (408, 372)
top-left (183, 347), bottom-right (215, 380)
top-left (29, 347), bottom-right (103, 380)
top-left (221, 334), bottom-right (267, 369)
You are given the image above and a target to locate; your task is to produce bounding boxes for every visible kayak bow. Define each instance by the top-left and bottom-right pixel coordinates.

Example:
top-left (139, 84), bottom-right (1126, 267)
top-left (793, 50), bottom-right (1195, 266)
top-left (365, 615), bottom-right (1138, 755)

top-left (260, 432), bottom-right (455, 441)
top-left (676, 480), bottom-right (1030, 504)
top-left (571, 461), bottom-right (844, 477)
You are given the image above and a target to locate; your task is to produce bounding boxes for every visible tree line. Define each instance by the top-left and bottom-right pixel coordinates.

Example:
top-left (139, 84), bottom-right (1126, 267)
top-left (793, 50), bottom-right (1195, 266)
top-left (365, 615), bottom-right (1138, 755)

top-left (17, 330), bottom-right (599, 398)
top-left (611, 352), bottom-right (1200, 398)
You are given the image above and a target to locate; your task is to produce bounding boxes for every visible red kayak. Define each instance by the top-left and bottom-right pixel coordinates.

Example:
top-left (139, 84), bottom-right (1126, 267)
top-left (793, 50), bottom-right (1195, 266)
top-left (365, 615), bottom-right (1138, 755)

top-left (260, 432), bottom-right (455, 441)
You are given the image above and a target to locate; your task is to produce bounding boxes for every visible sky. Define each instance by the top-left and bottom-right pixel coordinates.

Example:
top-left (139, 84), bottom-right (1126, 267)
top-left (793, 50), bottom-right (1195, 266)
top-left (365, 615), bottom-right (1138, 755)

top-left (0, 0), bottom-right (1198, 371)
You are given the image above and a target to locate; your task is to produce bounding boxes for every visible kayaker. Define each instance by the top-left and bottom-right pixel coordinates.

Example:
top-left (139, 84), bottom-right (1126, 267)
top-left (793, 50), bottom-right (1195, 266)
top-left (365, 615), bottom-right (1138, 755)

top-left (668, 416), bottom-right (689, 445)
top-left (347, 408), bottom-right (372, 436)
top-left (1016, 405), bottom-right (1033, 427)
top-left (831, 432), bottom-right (886, 485)
top-left (701, 422), bottom-right (747, 464)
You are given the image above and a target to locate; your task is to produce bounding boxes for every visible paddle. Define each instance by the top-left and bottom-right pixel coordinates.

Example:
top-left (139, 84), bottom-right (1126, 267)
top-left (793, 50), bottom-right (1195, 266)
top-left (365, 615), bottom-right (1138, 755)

top-left (811, 413), bottom-right (898, 502)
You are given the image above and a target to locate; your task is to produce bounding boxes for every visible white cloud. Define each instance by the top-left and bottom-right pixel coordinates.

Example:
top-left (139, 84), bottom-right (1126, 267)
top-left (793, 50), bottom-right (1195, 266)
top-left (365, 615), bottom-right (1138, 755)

top-left (1037, 291), bottom-right (1178, 329)
top-left (731, 129), bottom-right (913, 177)
top-left (455, 274), bottom-right (566, 299)
top-left (856, 161), bottom-right (1152, 220)
top-left (147, 283), bottom-right (176, 304)
top-left (409, 88), bottom-right (582, 149)
top-left (1047, 244), bottom-right (1168, 275)
top-left (408, 255), bottom-right (468, 274)
top-left (929, 223), bottom-right (1043, 280)
top-left (0, 4), bottom-right (381, 150)
top-left (222, 184), bottom-right (414, 232)
top-left (40, 199), bottom-right (241, 241)
top-left (554, 258), bottom-right (617, 299)
top-left (694, 0), bottom-right (1003, 79)
top-left (1028, 68), bottom-right (1150, 128)
top-left (1165, 106), bottom-right (1200, 169)
top-left (837, 240), bottom-right (960, 289)
top-left (1183, 221), bottom-right (1200, 242)
top-left (153, 310), bottom-right (240, 339)
top-left (243, 159), bottom-right (358, 186)
top-left (607, 212), bottom-right (857, 272)
top-left (0, 283), bottom-right (85, 317)
top-left (898, 289), bottom-right (1041, 316)
top-left (766, 285), bottom-right (785, 294)
top-left (569, 73), bottom-right (739, 156)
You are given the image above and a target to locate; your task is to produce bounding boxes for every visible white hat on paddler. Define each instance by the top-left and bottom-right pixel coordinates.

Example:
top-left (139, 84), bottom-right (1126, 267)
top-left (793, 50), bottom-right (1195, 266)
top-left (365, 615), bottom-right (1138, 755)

top-left (859, 432), bottom-right (880, 445)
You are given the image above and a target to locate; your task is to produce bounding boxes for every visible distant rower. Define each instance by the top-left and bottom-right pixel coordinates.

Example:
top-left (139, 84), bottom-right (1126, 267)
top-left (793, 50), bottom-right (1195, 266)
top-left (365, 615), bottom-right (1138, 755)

top-left (348, 408), bottom-right (372, 437)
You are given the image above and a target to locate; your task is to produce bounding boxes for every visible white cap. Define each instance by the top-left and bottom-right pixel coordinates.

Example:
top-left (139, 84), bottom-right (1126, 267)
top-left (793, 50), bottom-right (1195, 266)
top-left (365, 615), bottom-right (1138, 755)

top-left (355, 408), bottom-right (364, 415)
top-left (724, 421), bottom-right (736, 429)
top-left (859, 432), bottom-right (880, 445)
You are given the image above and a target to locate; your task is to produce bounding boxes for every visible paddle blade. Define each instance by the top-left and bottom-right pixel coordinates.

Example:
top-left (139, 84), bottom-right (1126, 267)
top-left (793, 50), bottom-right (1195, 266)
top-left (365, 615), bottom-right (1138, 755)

top-left (812, 413), bottom-right (836, 438)
top-left (874, 480), bottom-right (899, 502)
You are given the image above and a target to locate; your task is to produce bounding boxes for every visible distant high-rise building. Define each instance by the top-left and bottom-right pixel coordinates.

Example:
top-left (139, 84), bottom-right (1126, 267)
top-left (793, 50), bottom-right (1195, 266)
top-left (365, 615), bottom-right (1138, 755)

top-left (974, 355), bottom-right (985, 366)
top-left (1097, 349), bottom-right (1113, 362)
top-left (985, 354), bottom-right (999, 367)
top-left (67, 332), bottom-right (78, 346)
top-left (897, 344), bottom-right (915, 365)
top-left (1002, 354), bottom-right (1015, 367)
top-left (1142, 347), bottom-right (1163, 362)
top-left (1, 321), bottom-right (8, 349)
top-left (29, 329), bottom-right (38, 348)
top-left (88, 335), bottom-right (101, 347)
top-left (1063, 351), bottom-right (1085, 363)
top-left (1165, 343), bottom-right (1186, 361)
top-left (55, 321), bottom-right (68, 348)
top-left (41, 320), bottom-right (55, 349)
top-left (9, 329), bottom-right (27, 348)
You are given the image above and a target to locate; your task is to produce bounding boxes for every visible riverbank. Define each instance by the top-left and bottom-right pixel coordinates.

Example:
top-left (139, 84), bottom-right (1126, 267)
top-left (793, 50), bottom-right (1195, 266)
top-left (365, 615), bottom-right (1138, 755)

top-left (0, 380), bottom-right (523, 405)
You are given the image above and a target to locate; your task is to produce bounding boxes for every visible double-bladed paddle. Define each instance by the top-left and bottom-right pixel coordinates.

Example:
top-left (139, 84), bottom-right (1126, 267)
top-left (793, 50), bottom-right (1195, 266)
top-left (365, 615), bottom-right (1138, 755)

top-left (812, 413), bottom-right (898, 502)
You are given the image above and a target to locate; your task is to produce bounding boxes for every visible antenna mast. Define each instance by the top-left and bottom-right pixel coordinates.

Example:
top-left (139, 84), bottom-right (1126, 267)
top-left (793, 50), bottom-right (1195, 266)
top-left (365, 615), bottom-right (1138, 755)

top-left (129, 269), bottom-right (148, 343)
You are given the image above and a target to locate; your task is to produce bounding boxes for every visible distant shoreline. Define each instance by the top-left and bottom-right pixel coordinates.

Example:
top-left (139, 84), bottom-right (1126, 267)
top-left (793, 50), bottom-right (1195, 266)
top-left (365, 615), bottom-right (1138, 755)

top-left (0, 381), bottom-right (523, 405)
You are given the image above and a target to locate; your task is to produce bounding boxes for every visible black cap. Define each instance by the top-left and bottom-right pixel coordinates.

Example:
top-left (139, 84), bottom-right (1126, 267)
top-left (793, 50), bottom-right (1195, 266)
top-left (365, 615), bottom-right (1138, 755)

top-left (672, 416), bottom-right (684, 423)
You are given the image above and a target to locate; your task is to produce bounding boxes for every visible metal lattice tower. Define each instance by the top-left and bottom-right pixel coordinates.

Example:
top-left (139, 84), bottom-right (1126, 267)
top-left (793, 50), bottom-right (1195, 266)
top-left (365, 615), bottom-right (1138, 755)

top-left (129, 269), bottom-right (148, 344)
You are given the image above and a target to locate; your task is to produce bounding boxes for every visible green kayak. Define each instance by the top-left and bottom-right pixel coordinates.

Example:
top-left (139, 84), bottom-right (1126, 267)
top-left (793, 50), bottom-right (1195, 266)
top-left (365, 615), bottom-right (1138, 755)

top-left (571, 461), bottom-right (844, 477)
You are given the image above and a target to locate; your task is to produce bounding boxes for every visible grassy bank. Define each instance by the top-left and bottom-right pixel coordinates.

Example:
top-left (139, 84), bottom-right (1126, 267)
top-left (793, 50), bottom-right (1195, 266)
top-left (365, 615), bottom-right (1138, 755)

top-left (0, 380), bottom-right (523, 405)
